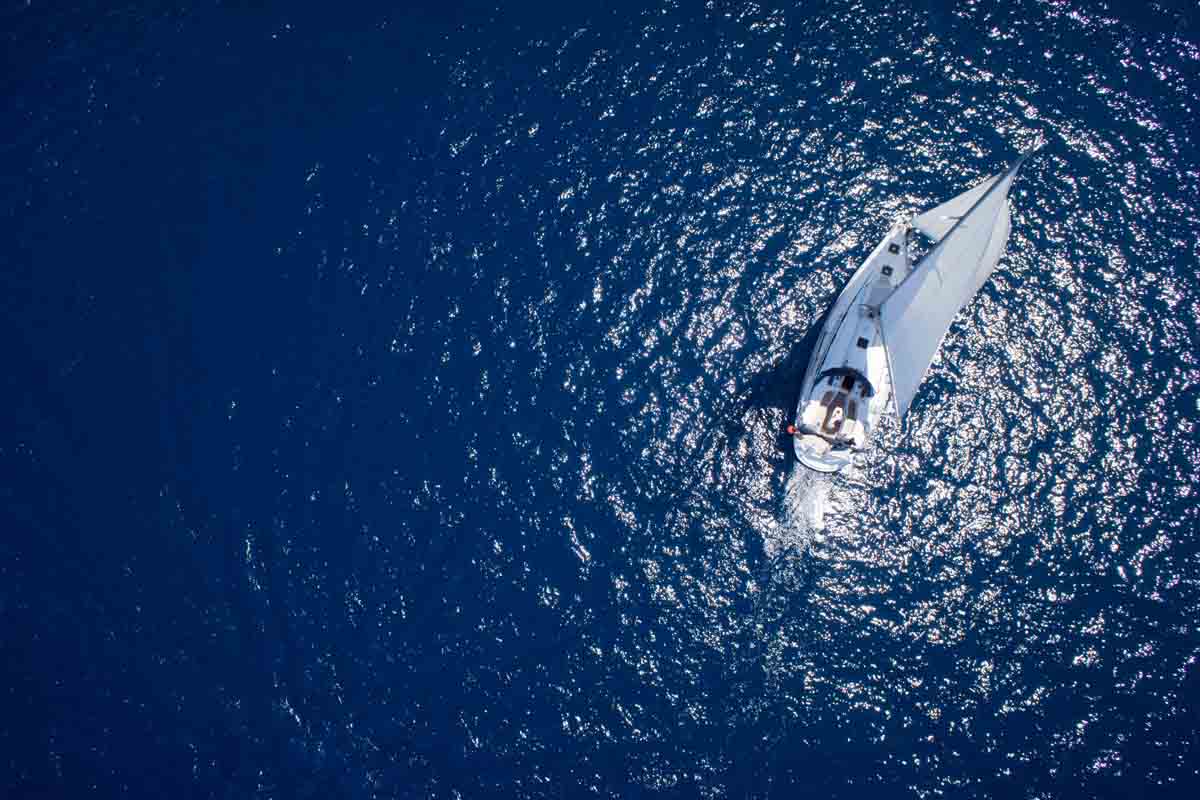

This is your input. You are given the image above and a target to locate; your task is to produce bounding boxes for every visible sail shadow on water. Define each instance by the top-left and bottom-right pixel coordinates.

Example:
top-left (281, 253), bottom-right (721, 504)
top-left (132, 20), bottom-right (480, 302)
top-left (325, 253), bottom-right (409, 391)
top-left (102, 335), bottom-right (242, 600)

top-left (737, 323), bottom-right (823, 419)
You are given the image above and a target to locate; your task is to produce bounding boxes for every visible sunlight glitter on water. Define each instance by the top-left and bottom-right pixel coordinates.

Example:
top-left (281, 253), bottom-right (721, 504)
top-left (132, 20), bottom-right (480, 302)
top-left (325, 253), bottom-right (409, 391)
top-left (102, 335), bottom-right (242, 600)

top-left (239, 0), bottom-right (1200, 794)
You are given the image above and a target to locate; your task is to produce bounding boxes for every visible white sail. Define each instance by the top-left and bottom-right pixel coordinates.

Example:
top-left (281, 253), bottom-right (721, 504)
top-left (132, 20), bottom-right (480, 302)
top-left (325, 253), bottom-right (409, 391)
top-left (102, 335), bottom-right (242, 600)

top-left (912, 173), bottom-right (1001, 242)
top-left (973, 199), bottom-right (1011, 298)
top-left (880, 155), bottom-right (1028, 422)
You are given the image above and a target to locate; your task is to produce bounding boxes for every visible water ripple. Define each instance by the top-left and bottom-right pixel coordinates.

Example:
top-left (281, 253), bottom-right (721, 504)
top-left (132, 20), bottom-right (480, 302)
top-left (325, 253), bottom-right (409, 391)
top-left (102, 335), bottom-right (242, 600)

top-left (122, 0), bottom-right (1200, 794)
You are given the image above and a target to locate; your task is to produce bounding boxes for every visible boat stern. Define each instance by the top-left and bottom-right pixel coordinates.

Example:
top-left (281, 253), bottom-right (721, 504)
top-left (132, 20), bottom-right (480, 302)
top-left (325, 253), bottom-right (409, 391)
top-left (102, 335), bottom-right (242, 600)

top-left (793, 432), bottom-right (852, 473)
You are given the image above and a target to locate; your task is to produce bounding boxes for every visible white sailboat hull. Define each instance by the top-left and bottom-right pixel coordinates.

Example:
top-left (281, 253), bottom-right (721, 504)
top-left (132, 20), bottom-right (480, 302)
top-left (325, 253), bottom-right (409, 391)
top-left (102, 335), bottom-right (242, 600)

top-left (792, 223), bottom-right (907, 472)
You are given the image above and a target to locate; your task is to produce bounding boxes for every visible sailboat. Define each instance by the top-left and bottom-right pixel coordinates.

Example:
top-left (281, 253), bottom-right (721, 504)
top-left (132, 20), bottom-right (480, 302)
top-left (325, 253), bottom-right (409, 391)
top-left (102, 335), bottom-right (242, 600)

top-left (789, 148), bottom-right (1035, 473)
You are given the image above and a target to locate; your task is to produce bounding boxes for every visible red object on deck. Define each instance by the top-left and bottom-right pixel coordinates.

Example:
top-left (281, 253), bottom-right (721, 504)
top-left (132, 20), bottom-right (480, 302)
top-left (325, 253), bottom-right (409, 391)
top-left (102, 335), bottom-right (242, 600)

top-left (786, 424), bottom-right (796, 435)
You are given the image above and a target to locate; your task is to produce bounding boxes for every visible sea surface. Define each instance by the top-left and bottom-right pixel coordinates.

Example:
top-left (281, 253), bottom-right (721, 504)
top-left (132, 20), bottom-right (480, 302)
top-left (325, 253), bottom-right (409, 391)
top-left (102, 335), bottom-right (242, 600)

top-left (4, 1), bottom-right (1200, 797)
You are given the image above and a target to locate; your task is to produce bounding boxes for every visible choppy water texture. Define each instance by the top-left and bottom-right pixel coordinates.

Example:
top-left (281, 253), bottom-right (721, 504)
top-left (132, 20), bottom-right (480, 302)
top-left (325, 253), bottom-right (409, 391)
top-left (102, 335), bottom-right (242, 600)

top-left (4, 1), bottom-right (1200, 797)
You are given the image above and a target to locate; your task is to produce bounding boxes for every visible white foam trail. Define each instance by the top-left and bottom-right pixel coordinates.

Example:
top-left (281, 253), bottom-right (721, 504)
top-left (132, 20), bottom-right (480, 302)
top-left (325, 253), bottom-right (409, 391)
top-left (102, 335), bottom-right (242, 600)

top-left (765, 466), bottom-right (831, 557)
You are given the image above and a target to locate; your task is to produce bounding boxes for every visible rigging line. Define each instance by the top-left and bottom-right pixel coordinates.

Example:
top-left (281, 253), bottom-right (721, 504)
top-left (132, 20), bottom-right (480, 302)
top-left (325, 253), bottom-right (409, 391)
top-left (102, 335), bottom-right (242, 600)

top-left (876, 306), bottom-right (905, 431)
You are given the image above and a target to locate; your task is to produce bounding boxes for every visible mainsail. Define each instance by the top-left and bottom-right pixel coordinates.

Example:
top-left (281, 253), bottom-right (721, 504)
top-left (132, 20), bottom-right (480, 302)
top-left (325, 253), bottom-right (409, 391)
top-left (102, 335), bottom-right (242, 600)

top-left (879, 152), bottom-right (1030, 422)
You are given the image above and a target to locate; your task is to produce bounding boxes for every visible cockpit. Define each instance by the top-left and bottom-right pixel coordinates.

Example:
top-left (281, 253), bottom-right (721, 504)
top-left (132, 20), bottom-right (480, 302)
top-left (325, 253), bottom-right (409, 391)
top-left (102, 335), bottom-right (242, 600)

top-left (799, 368), bottom-right (872, 449)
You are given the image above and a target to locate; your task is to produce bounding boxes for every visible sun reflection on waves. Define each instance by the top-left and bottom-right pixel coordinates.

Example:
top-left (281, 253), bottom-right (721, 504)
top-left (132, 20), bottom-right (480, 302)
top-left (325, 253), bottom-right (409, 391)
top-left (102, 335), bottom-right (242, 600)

top-left (244, 0), bottom-right (1200, 793)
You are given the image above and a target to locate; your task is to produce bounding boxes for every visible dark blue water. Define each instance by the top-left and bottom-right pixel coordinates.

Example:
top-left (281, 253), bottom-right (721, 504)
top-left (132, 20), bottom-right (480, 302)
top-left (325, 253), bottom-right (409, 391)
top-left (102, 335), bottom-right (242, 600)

top-left (4, 1), bottom-right (1200, 797)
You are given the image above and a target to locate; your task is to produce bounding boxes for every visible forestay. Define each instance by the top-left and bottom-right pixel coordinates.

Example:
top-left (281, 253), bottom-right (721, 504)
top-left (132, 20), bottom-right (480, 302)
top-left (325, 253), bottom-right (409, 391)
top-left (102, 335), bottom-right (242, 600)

top-left (880, 153), bottom-right (1030, 422)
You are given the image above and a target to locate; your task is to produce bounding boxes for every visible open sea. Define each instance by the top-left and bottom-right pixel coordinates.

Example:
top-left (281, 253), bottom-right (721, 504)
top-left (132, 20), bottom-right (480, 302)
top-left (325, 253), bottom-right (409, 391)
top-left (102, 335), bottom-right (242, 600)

top-left (4, 1), bottom-right (1200, 797)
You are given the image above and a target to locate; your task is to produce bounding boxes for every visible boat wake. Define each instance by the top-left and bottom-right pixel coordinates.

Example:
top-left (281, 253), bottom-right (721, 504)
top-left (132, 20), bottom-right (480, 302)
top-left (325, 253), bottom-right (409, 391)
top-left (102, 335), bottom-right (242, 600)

top-left (764, 466), bottom-right (831, 558)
